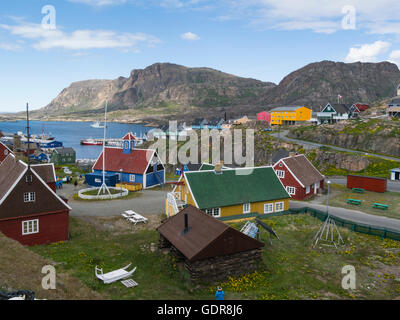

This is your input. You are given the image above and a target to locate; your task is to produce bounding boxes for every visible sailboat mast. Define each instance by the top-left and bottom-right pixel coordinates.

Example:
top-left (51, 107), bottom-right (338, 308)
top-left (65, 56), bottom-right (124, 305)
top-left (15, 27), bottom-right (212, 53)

top-left (26, 103), bottom-right (30, 169)
top-left (102, 100), bottom-right (107, 189)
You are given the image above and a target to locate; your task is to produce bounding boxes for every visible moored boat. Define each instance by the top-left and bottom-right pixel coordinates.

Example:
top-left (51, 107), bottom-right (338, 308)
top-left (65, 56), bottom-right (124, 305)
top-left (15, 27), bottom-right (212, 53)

top-left (90, 121), bottom-right (105, 128)
top-left (81, 139), bottom-right (103, 146)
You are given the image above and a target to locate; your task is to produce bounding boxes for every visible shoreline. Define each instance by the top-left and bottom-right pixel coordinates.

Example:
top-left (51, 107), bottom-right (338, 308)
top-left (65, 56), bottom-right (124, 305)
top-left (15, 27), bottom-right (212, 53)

top-left (0, 117), bottom-right (157, 127)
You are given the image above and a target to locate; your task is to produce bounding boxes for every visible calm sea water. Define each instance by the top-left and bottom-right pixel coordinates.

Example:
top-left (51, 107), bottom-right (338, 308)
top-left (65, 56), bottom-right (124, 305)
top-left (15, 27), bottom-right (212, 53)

top-left (0, 120), bottom-right (154, 160)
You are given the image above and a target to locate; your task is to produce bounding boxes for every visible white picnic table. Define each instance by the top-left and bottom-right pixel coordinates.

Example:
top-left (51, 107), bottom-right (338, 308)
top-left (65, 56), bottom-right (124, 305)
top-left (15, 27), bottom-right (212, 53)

top-left (121, 210), bottom-right (148, 225)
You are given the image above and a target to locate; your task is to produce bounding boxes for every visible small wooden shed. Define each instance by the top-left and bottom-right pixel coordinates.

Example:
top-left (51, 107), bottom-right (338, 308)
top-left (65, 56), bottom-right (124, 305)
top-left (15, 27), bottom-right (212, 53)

top-left (157, 205), bottom-right (264, 282)
top-left (347, 175), bottom-right (387, 193)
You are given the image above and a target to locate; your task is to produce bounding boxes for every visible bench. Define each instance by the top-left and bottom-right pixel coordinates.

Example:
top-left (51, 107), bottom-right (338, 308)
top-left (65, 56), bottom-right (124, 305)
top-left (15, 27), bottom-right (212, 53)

top-left (347, 199), bottom-right (362, 205)
top-left (352, 188), bottom-right (365, 194)
top-left (372, 203), bottom-right (389, 210)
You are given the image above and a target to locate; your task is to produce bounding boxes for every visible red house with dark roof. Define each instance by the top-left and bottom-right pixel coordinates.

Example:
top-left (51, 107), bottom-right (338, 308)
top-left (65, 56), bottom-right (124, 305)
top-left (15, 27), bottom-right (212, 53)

top-left (0, 154), bottom-right (71, 246)
top-left (88, 132), bottom-right (165, 189)
top-left (273, 154), bottom-right (325, 201)
top-left (0, 141), bottom-right (12, 163)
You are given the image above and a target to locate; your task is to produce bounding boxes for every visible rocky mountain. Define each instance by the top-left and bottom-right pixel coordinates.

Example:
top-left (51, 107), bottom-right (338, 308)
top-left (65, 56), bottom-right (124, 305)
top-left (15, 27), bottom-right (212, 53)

top-left (264, 60), bottom-right (400, 110)
top-left (36, 61), bottom-right (400, 120)
top-left (39, 63), bottom-right (275, 117)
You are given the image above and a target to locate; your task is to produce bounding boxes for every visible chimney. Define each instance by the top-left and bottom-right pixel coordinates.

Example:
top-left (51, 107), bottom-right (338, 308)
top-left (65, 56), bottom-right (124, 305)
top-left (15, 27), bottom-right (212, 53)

top-left (181, 213), bottom-right (191, 235)
top-left (184, 213), bottom-right (188, 232)
top-left (214, 161), bottom-right (224, 174)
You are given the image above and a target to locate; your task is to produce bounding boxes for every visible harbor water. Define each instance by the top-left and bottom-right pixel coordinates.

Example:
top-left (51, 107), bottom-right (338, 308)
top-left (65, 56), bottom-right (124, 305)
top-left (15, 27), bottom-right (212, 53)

top-left (0, 120), bottom-right (155, 160)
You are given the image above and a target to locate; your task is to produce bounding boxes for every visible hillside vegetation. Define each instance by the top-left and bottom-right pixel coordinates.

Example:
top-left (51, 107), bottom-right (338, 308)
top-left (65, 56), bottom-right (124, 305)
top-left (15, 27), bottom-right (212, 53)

top-left (289, 119), bottom-right (400, 158)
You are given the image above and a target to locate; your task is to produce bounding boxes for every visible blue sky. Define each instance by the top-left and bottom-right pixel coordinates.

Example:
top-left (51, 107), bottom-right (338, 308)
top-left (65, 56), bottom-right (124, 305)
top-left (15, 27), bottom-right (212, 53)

top-left (1, 0), bottom-right (400, 112)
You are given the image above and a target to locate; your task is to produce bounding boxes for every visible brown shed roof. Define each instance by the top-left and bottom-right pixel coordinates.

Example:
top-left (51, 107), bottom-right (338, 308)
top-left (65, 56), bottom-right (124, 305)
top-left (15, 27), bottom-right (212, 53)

top-left (282, 154), bottom-right (324, 188)
top-left (157, 206), bottom-right (264, 262)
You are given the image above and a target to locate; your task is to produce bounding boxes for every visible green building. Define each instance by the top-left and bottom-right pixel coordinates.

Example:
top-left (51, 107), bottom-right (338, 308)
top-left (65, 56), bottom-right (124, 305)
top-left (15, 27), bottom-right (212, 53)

top-left (50, 147), bottom-right (76, 165)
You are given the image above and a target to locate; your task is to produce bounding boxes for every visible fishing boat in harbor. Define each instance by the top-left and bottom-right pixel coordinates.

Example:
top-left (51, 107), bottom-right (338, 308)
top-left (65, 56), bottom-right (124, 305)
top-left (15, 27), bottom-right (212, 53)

top-left (81, 138), bottom-right (103, 146)
top-left (90, 121), bottom-right (105, 129)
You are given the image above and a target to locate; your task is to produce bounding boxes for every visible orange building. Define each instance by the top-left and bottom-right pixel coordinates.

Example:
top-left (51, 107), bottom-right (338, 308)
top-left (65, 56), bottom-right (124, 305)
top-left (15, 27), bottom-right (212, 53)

top-left (270, 106), bottom-right (312, 125)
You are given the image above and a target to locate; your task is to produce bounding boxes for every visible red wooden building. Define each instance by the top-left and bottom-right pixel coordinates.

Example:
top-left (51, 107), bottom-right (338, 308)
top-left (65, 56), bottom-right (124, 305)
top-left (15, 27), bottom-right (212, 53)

top-left (257, 111), bottom-right (271, 123)
top-left (0, 154), bottom-right (71, 246)
top-left (273, 154), bottom-right (325, 200)
top-left (0, 141), bottom-right (12, 163)
top-left (347, 175), bottom-right (387, 193)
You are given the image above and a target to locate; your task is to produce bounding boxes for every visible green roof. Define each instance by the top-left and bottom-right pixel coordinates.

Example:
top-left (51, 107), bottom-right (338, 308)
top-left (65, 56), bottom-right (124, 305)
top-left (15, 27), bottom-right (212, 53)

top-left (200, 163), bottom-right (215, 171)
top-left (185, 167), bottom-right (290, 209)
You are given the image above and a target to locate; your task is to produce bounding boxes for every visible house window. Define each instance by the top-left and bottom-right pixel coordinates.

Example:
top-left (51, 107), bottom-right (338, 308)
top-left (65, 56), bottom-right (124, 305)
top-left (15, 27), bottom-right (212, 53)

top-left (275, 202), bottom-right (284, 212)
top-left (205, 208), bottom-right (221, 217)
top-left (146, 165), bottom-right (154, 174)
top-left (24, 192), bottom-right (35, 203)
top-left (129, 174), bottom-right (135, 182)
top-left (22, 219), bottom-right (39, 235)
top-left (157, 163), bottom-right (164, 171)
top-left (286, 186), bottom-right (296, 195)
top-left (276, 170), bottom-right (285, 178)
top-left (243, 203), bottom-right (250, 214)
top-left (306, 186), bottom-right (311, 194)
top-left (264, 203), bottom-right (274, 214)
top-left (25, 175), bottom-right (33, 183)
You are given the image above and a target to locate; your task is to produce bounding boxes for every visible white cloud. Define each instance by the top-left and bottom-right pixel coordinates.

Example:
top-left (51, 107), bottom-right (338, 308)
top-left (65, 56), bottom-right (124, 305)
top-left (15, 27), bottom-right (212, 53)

top-left (0, 22), bottom-right (160, 51)
top-left (181, 31), bottom-right (200, 41)
top-left (0, 42), bottom-right (22, 51)
top-left (345, 41), bottom-right (391, 63)
top-left (389, 50), bottom-right (400, 67)
top-left (67, 0), bottom-right (127, 6)
top-left (219, 0), bottom-right (400, 35)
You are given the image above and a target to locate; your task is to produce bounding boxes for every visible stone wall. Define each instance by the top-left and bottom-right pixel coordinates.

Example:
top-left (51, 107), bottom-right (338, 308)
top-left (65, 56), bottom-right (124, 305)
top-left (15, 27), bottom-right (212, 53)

top-left (185, 249), bottom-right (263, 283)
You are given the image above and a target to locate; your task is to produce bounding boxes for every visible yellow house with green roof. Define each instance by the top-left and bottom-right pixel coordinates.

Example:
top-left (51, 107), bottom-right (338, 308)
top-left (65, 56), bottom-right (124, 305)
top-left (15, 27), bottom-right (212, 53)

top-left (166, 166), bottom-right (290, 219)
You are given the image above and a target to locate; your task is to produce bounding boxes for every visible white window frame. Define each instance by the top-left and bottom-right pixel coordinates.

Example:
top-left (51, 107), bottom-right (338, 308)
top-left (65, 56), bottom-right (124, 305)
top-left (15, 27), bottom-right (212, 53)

top-left (275, 202), bottom-right (284, 212)
top-left (243, 203), bottom-right (250, 214)
top-left (129, 174), bottom-right (135, 182)
top-left (22, 219), bottom-right (39, 235)
top-left (276, 170), bottom-right (285, 178)
top-left (24, 192), bottom-right (35, 203)
top-left (205, 208), bottom-right (221, 218)
top-left (264, 203), bottom-right (274, 214)
top-left (306, 185), bottom-right (311, 194)
top-left (286, 186), bottom-right (296, 195)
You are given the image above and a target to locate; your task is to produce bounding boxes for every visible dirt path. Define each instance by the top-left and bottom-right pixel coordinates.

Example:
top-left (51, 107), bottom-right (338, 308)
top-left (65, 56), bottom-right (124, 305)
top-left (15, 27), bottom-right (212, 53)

top-left (58, 184), bottom-right (170, 217)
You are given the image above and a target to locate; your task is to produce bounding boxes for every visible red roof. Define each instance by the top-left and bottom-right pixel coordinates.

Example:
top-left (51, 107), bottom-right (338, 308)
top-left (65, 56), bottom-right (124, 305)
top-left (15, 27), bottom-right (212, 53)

top-left (93, 147), bottom-right (154, 174)
top-left (123, 132), bottom-right (136, 141)
top-left (0, 142), bottom-right (12, 163)
top-left (355, 103), bottom-right (369, 111)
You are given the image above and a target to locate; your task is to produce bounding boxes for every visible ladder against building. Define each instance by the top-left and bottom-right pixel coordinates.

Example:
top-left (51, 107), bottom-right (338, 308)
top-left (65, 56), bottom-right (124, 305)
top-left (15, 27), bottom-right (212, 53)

top-left (167, 192), bottom-right (185, 216)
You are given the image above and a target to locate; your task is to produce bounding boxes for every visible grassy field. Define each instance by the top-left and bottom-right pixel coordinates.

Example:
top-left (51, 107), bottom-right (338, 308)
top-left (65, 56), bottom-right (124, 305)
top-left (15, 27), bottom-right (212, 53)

top-left (28, 212), bottom-right (400, 300)
top-left (0, 233), bottom-right (101, 300)
top-left (328, 184), bottom-right (400, 219)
